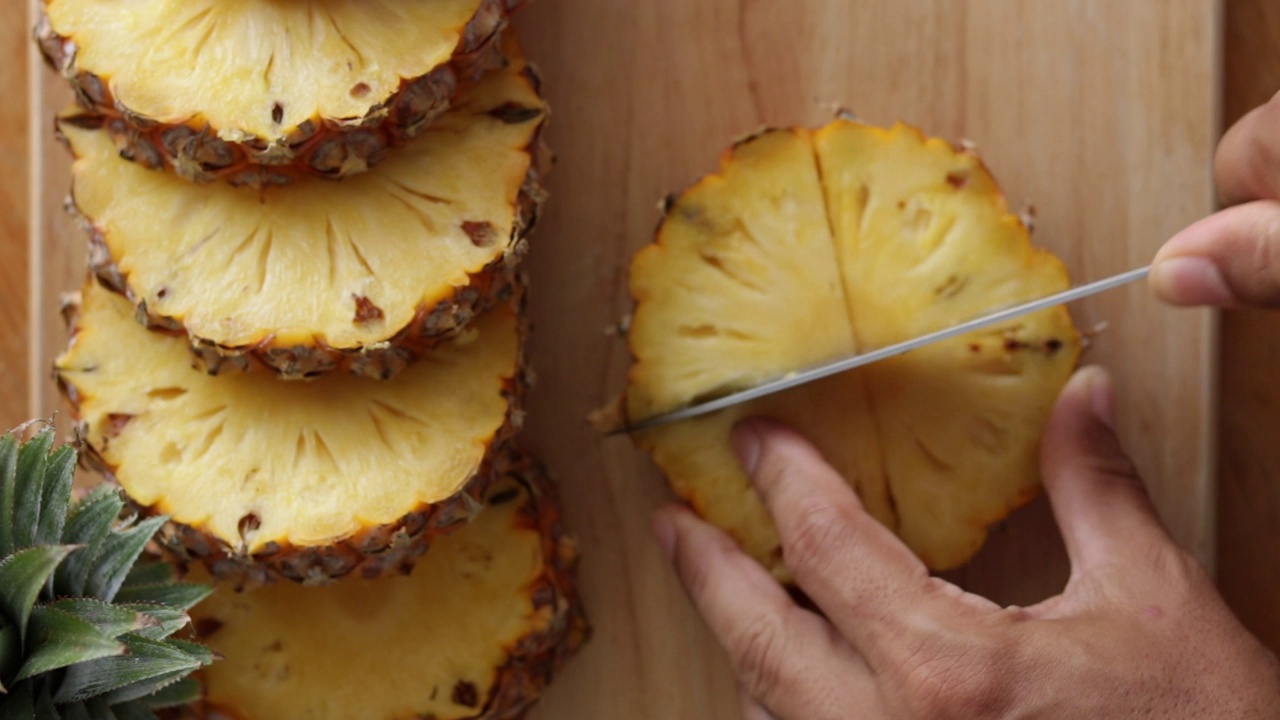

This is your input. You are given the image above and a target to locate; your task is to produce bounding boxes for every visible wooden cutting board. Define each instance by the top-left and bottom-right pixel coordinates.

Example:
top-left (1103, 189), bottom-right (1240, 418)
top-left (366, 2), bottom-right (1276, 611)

top-left (5, 2), bottom-right (1220, 718)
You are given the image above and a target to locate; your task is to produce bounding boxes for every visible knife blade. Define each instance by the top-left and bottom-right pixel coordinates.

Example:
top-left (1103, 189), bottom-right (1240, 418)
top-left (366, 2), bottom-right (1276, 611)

top-left (610, 265), bottom-right (1150, 435)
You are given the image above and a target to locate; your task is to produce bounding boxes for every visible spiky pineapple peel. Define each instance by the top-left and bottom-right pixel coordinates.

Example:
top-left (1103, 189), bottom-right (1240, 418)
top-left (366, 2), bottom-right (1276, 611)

top-left (619, 119), bottom-right (1082, 579)
top-left (0, 422), bottom-right (214, 719)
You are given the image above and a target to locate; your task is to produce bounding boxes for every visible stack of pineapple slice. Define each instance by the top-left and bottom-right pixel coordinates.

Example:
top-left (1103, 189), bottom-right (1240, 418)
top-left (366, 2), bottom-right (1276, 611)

top-left (38, 1), bottom-right (585, 718)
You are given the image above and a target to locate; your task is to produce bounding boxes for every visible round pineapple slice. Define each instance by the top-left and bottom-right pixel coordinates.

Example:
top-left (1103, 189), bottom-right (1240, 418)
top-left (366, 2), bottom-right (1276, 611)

top-left (37, 0), bottom-right (531, 186)
top-left (624, 121), bottom-right (1082, 579)
top-left (172, 451), bottom-right (588, 720)
top-left (55, 35), bottom-right (546, 381)
top-left (56, 278), bottom-right (526, 588)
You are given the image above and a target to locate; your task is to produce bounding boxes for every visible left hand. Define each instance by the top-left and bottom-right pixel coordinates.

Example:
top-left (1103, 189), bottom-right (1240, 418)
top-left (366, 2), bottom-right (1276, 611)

top-left (652, 366), bottom-right (1280, 719)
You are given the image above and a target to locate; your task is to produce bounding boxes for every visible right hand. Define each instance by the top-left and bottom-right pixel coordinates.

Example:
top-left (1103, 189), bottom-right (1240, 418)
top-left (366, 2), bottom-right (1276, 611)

top-left (1151, 89), bottom-right (1280, 308)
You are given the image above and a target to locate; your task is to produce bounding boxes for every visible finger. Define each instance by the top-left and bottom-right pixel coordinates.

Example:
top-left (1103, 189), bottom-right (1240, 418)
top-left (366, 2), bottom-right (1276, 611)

top-left (1039, 366), bottom-right (1176, 576)
top-left (1150, 200), bottom-right (1280, 308)
top-left (1215, 91), bottom-right (1280, 205)
top-left (654, 505), bottom-right (878, 720)
top-left (732, 418), bottom-right (940, 660)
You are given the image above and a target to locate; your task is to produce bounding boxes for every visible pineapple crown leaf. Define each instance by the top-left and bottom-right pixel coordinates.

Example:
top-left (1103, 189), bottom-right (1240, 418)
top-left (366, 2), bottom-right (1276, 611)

top-left (55, 488), bottom-right (126, 598)
top-left (54, 634), bottom-right (212, 705)
top-left (0, 424), bottom-right (214, 716)
top-left (0, 545), bottom-right (81, 641)
top-left (14, 606), bottom-right (126, 683)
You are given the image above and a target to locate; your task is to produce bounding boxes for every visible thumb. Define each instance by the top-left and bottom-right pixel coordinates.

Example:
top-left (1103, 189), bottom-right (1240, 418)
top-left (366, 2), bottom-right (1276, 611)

top-left (1150, 200), bottom-right (1280, 308)
top-left (1039, 366), bottom-right (1175, 575)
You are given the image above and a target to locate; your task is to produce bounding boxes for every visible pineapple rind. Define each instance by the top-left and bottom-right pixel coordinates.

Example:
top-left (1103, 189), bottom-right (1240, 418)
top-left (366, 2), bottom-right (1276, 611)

top-left (56, 279), bottom-right (531, 589)
top-left (625, 119), bottom-right (1082, 577)
top-left (36, 0), bottom-right (533, 187)
top-left (164, 450), bottom-right (589, 720)
top-left (56, 38), bottom-right (548, 381)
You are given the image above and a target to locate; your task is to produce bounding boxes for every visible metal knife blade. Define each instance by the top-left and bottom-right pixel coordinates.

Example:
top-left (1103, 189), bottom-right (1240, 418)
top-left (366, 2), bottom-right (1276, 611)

top-left (610, 265), bottom-right (1150, 435)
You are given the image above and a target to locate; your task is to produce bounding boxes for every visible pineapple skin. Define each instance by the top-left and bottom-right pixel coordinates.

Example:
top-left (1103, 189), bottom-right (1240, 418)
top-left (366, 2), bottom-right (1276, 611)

top-left (163, 450), bottom-right (590, 720)
top-left (56, 283), bottom-right (534, 590)
top-left (35, 0), bottom-right (533, 188)
top-left (55, 65), bottom-right (551, 382)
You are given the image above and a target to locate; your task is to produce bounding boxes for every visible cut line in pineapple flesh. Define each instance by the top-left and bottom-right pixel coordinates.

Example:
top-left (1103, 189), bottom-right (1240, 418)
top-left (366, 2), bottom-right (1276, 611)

top-left (56, 279), bottom-right (524, 587)
top-left (624, 122), bottom-right (1082, 577)
top-left (171, 452), bottom-right (588, 720)
top-left (38, 0), bottom-right (531, 185)
top-left (56, 34), bottom-right (545, 381)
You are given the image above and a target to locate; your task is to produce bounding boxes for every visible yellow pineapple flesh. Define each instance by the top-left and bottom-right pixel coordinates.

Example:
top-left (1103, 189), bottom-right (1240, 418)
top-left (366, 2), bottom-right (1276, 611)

top-left (624, 121), bottom-right (1080, 577)
top-left (55, 279), bottom-right (524, 587)
top-left (175, 453), bottom-right (588, 720)
top-left (39, 0), bottom-right (530, 185)
top-left (57, 35), bottom-right (545, 380)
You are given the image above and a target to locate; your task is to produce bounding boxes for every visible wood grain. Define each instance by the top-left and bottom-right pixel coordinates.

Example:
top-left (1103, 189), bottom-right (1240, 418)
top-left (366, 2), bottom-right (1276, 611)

top-left (515, 2), bottom-right (1220, 716)
top-left (0, 2), bottom-right (31, 431)
top-left (6, 2), bottom-right (1231, 719)
top-left (1217, 0), bottom-right (1280, 654)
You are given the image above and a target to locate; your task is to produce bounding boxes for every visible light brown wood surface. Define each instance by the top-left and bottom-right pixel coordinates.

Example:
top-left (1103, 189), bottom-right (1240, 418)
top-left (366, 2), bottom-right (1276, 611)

top-left (513, 2), bottom-right (1221, 717)
top-left (2, 2), bottom-right (1240, 719)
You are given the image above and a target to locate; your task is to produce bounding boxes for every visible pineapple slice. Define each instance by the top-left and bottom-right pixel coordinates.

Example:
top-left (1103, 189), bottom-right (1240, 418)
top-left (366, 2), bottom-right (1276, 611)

top-left (624, 121), bottom-right (1081, 578)
top-left (174, 451), bottom-right (588, 720)
top-left (37, 0), bottom-right (530, 186)
top-left (55, 279), bottom-right (525, 588)
top-left (57, 36), bottom-right (546, 381)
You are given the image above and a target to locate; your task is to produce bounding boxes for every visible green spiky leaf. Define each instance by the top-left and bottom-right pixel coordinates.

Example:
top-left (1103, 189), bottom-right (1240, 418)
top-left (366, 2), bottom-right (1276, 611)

top-left (35, 446), bottom-right (76, 546)
top-left (119, 562), bottom-right (175, 590)
top-left (0, 433), bottom-right (19, 558)
top-left (102, 639), bottom-right (214, 706)
top-left (139, 677), bottom-right (201, 709)
top-left (15, 607), bottom-right (125, 681)
top-left (13, 429), bottom-right (56, 551)
top-left (111, 583), bottom-right (210, 612)
top-left (54, 488), bottom-right (124, 598)
top-left (125, 606), bottom-right (190, 641)
top-left (85, 517), bottom-right (168, 603)
top-left (47, 599), bottom-right (158, 640)
top-left (53, 634), bottom-right (210, 704)
top-left (0, 546), bottom-right (78, 639)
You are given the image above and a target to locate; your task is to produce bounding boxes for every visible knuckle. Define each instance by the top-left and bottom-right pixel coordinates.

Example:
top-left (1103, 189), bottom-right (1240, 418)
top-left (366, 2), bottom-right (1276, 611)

top-left (899, 637), bottom-right (1013, 719)
top-left (728, 615), bottom-right (791, 703)
top-left (781, 498), bottom-right (851, 571)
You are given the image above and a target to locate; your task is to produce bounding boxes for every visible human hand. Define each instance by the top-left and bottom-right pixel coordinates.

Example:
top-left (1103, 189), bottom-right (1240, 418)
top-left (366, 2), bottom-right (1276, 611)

top-left (652, 367), bottom-right (1280, 719)
top-left (1151, 90), bottom-right (1280, 308)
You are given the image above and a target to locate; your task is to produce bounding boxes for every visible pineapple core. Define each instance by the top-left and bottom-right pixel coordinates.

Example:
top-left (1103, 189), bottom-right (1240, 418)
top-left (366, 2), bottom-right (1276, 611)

top-left (188, 471), bottom-right (580, 720)
top-left (58, 47), bottom-right (543, 356)
top-left (45, 0), bottom-right (487, 140)
top-left (56, 281), bottom-right (518, 557)
top-left (625, 122), bottom-right (1080, 576)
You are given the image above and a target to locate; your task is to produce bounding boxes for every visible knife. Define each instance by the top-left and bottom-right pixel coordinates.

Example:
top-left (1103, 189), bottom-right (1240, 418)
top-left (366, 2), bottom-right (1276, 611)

top-left (610, 265), bottom-right (1151, 435)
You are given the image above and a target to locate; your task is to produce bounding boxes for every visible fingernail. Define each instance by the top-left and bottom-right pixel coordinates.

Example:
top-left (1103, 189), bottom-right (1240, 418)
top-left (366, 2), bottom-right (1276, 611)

top-left (1150, 257), bottom-right (1234, 306)
top-left (731, 421), bottom-right (763, 475)
top-left (1085, 367), bottom-right (1117, 430)
top-left (652, 509), bottom-right (678, 561)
